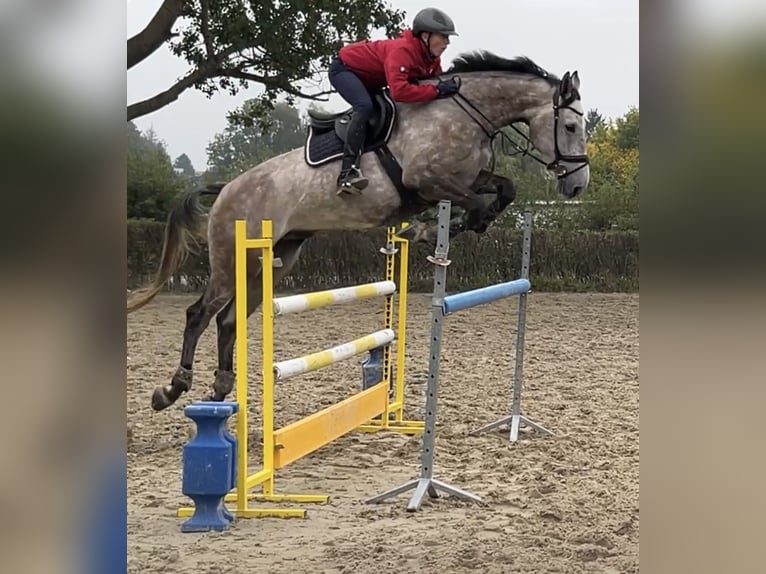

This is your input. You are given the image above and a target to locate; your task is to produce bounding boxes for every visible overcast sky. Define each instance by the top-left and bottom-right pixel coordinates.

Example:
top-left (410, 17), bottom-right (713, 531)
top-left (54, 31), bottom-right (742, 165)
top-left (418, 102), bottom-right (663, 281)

top-left (127, 0), bottom-right (640, 170)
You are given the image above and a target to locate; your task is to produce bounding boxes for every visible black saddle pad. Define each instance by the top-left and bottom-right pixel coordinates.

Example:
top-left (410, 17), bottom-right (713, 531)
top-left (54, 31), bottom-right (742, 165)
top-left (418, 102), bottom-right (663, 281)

top-left (304, 128), bottom-right (345, 166)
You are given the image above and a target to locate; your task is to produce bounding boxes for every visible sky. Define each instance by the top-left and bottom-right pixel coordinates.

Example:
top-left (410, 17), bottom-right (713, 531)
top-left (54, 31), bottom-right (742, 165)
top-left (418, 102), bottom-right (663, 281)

top-left (127, 0), bottom-right (640, 171)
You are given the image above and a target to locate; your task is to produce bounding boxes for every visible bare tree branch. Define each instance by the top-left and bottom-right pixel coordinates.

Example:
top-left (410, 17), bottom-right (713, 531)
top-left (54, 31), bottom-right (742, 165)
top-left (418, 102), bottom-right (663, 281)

top-left (127, 0), bottom-right (186, 70)
top-left (227, 71), bottom-right (334, 101)
top-left (127, 66), bottom-right (211, 120)
top-left (128, 46), bottom-right (243, 120)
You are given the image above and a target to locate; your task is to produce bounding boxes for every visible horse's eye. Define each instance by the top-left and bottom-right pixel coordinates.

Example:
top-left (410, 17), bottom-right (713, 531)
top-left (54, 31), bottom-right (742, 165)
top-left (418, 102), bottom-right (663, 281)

top-left (565, 123), bottom-right (576, 133)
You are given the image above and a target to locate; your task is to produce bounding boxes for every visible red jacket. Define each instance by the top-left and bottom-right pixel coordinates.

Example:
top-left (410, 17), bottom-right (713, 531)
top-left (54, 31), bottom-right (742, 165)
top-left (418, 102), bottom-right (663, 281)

top-left (339, 29), bottom-right (441, 103)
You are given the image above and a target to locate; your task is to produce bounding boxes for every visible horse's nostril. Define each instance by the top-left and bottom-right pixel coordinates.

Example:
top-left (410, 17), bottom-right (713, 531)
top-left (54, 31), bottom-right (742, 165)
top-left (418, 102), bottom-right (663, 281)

top-left (572, 186), bottom-right (582, 197)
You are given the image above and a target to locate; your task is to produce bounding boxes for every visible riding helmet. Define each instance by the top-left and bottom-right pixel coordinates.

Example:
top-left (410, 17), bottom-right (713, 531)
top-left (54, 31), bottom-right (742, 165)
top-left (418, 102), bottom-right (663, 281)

top-left (412, 7), bottom-right (459, 36)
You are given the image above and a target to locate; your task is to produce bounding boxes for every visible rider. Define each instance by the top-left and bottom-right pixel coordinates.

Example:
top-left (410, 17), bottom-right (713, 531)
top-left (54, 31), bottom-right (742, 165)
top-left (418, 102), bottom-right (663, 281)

top-left (328, 7), bottom-right (460, 194)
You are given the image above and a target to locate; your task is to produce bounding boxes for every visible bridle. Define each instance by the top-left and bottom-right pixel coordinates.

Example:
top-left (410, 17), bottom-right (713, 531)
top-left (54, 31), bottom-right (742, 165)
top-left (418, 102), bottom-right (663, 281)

top-left (547, 86), bottom-right (590, 177)
top-left (444, 76), bottom-right (590, 179)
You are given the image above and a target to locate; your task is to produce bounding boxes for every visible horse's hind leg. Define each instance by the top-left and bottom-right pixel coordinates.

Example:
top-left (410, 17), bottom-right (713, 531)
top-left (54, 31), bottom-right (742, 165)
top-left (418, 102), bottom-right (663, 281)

top-left (206, 283), bottom-right (262, 403)
top-left (150, 282), bottom-right (230, 411)
top-left (207, 238), bottom-right (308, 402)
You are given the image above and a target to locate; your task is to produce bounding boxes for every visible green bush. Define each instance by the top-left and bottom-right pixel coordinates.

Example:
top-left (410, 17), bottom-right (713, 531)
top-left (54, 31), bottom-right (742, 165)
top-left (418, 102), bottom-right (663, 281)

top-left (128, 220), bottom-right (638, 293)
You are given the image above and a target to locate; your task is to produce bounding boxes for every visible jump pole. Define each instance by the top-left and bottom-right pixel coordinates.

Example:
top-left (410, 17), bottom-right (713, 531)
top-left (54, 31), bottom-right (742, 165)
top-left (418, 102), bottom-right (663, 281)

top-left (467, 208), bottom-right (553, 442)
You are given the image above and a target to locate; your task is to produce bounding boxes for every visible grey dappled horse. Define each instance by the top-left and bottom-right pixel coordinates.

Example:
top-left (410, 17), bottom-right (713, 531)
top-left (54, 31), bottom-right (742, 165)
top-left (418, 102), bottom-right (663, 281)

top-left (127, 52), bottom-right (590, 411)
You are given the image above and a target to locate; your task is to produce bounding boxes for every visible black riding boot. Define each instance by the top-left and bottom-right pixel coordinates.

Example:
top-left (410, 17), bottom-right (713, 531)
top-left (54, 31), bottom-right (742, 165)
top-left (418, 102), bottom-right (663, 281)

top-left (337, 111), bottom-right (369, 194)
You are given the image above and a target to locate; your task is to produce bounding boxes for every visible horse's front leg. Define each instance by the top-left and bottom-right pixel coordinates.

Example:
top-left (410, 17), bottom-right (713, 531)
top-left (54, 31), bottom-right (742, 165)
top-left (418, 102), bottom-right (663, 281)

top-left (416, 171), bottom-right (517, 238)
top-left (395, 177), bottom-right (488, 244)
top-left (396, 172), bottom-right (516, 245)
top-left (462, 171), bottom-right (517, 234)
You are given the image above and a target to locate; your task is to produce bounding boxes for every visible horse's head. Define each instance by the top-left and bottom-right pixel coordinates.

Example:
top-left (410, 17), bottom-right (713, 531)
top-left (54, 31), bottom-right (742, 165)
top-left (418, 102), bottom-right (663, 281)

top-left (526, 71), bottom-right (590, 198)
top-left (441, 53), bottom-right (591, 199)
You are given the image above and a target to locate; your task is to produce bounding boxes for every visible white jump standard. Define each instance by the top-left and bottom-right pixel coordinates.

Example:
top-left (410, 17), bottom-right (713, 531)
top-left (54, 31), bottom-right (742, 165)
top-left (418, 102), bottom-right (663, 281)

top-left (467, 208), bottom-right (553, 442)
top-left (367, 201), bottom-right (483, 512)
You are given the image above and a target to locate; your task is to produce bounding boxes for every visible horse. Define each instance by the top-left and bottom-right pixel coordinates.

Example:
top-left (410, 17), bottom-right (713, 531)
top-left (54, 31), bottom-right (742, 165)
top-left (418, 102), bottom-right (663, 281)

top-left (127, 51), bottom-right (590, 411)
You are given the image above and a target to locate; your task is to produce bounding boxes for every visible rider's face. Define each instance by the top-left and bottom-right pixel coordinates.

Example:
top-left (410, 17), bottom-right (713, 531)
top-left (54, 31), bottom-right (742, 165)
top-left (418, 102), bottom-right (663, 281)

top-left (424, 32), bottom-right (450, 57)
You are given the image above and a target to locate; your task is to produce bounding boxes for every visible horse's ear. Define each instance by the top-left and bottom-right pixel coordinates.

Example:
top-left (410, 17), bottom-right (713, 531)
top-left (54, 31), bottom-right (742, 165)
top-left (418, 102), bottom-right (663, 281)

top-left (560, 71), bottom-right (572, 98)
top-left (572, 71), bottom-right (580, 92)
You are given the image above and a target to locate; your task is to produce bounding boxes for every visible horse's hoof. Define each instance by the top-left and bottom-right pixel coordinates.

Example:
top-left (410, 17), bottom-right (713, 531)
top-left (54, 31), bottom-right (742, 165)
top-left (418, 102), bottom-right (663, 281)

top-left (151, 386), bottom-right (173, 411)
top-left (395, 222), bottom-right (429, 243)
top-left (213, 370), bottom-right (235, 397)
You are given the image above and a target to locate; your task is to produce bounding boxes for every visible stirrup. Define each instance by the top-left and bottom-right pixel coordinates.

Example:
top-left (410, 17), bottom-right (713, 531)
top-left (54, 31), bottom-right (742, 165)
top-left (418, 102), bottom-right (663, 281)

top-left (336, 167), bottom-right (368, 195)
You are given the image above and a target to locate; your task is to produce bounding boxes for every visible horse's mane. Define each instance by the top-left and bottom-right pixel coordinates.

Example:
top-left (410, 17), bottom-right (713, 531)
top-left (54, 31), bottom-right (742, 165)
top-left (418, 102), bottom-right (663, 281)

top-left (445, 51), bottom-right (559, 86)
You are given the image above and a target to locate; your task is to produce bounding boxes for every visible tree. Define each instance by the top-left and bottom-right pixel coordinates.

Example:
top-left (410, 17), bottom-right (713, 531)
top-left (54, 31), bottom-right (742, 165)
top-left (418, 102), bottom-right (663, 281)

top-left (577, 108), bottom-right (639, 230)
top-left (127, 0), bottom-right (405, 121)
top-left (127, 122), bottom-right (183, 220)
top-left (585, 108), bottom-right (605, 141)
top-left (173, 153), bottom-right (196, 177)
top-left (206, 102), bottom-right (307, 180)
top-left (614, 106), bottom-right (639, 150)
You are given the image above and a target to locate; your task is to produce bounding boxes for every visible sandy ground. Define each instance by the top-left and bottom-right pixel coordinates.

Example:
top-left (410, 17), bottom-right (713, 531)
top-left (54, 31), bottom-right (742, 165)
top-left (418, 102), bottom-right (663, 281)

top-left (127, 292), bottom-right (639, 574)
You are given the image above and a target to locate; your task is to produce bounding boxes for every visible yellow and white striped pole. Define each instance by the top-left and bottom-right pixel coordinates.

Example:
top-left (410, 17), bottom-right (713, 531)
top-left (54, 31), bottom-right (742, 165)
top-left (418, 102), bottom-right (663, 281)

top-left (273, 281), bottom-right (396, 316)
top-left (273, 329), bottom-right (395, 381)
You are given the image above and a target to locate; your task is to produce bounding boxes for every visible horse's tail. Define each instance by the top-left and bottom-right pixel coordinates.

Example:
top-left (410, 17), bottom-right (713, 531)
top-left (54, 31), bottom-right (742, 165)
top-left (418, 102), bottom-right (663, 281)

top-left (127, 184), bottom-right (225, 314)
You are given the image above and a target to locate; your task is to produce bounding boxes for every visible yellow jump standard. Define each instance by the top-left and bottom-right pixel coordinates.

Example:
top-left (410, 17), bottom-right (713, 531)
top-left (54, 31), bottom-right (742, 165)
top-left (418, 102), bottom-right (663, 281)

top-left (178, 220), bottom-right (423, 521)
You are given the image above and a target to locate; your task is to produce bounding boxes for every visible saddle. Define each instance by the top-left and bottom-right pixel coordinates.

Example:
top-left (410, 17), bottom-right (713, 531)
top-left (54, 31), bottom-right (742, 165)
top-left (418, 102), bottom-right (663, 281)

top-left (303, 88), bottom-right (418, 204)
top-left (304, 90), bottom-right (396, 166)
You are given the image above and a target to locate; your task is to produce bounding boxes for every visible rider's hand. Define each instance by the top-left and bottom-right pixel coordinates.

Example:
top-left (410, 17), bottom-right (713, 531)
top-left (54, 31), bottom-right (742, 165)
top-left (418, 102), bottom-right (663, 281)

top-left (436, 77), bottom-right (460, 98)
